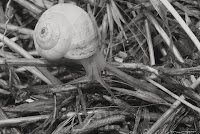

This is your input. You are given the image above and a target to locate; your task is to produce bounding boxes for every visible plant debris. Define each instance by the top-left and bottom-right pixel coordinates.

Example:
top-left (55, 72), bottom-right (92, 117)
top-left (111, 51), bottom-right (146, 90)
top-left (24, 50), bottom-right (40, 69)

top-left (0, 0), bottom-right (200, 133)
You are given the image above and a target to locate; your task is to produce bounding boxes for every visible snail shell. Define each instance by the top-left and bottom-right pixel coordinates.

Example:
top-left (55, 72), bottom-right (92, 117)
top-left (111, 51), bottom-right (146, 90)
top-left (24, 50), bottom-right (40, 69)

top-left (33, 3), bottom-right (99, 61)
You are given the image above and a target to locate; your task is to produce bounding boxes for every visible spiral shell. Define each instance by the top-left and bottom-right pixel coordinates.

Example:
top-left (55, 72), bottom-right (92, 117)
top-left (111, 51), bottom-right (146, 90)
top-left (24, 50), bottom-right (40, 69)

top-left (33, 3), bottom-right (99, 61)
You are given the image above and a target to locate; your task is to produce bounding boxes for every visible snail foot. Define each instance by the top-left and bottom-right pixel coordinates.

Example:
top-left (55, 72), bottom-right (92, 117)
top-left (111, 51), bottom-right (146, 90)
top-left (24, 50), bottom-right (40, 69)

top-left (67, 76), bottom-right (91, 85)
top-left (67, 75), bottom-right (115, 98)
top-left (93, 74), bottom-right (116, 99)
top-left (68, 52), bottom-right (116, 98)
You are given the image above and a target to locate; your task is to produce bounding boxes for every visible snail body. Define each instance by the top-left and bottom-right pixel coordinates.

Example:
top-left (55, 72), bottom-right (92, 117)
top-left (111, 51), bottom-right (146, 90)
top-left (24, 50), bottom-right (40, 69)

top-left (34, 3), bottom-right (113, 96)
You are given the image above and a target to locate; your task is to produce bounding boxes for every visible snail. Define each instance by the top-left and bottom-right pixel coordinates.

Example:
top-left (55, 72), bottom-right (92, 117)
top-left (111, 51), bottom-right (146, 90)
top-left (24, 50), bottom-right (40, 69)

top-left (33, 3), bottom-right (114, 97)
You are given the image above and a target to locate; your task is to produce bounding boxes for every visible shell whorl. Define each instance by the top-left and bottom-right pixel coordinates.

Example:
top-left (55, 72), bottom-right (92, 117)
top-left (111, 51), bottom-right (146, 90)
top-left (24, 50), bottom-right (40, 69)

top-left (34, 3), bottom-right (99, 61)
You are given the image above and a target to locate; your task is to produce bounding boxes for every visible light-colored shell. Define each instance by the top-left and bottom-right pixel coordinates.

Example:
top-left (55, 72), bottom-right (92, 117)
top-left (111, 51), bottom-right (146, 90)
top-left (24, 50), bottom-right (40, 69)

top-left (33, 3), bottom-right (99, 61)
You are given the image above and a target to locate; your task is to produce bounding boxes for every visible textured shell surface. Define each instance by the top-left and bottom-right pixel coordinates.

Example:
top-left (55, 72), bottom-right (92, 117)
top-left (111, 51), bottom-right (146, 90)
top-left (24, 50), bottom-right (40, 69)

top-left (34, 3), bottom-right (99, 61)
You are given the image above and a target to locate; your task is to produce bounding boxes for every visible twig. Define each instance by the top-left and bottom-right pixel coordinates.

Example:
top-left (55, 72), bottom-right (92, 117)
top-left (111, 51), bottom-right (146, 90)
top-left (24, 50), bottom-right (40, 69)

top-left (0, 23), bottom-right (33, 36)
top-left (0, 58), bottom-right (52, 66)
top-left (145, 19), bottom-right (155, 65)
top-left (0, 115), bottom-right (49, 127)
top-left (13, 0), bottom-right (42, 15)
top-left (159, 0), bottom-right (200, 51)
top-left (146, 95), bottom-right (185, 134)
top-left (147, 79), bottom-right (200, 114)
top-left (144, 11), bottom-right (184, 62)
top-left (0, 33), bottom-right (61, 84)
top-left (72, 115), bottom-right (125, 134)
top-left (0, 108), bottom-right (21, 134)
